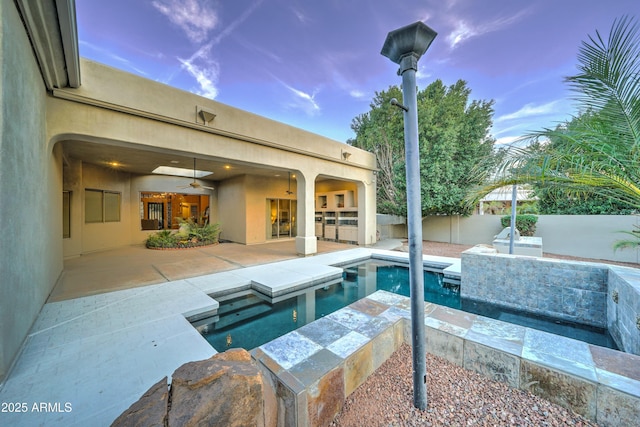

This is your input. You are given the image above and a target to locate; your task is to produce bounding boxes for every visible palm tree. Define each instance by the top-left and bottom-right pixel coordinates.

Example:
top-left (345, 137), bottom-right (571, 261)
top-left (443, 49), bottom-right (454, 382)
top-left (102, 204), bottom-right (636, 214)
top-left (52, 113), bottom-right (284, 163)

top-left (469, 16), bottom-right (640, 249)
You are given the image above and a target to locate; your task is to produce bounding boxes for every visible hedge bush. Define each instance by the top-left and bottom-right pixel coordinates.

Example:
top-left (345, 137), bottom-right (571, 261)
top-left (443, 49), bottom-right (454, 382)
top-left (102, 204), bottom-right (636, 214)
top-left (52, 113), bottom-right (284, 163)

top-left (500, 214), bottom-right (538, 237)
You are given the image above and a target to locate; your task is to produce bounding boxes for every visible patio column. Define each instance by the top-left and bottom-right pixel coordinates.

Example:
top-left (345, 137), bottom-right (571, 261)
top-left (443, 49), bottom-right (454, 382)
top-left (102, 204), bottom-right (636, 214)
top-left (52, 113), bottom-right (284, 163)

top-left (358, 179), bottom-right (377, 245)
top-left (295, 171), bottom-right (317, 256)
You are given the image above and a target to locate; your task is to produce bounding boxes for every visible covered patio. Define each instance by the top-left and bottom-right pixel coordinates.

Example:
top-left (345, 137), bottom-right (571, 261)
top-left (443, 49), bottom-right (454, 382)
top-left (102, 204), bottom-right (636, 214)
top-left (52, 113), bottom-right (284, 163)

top-left (51, 240), bottom-right (359, 302)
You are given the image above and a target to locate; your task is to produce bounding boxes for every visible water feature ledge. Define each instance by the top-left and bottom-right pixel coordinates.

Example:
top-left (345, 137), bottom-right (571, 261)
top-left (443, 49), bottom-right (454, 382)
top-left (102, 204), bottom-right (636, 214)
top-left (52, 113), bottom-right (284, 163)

top-left (251, 290), bottom-right (640, 427)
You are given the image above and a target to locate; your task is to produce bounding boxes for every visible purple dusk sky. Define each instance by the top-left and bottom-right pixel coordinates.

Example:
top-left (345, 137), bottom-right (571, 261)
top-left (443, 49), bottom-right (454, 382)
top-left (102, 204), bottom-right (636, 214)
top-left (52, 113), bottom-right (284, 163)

top-left (77, 0), bottom-right (639, 144)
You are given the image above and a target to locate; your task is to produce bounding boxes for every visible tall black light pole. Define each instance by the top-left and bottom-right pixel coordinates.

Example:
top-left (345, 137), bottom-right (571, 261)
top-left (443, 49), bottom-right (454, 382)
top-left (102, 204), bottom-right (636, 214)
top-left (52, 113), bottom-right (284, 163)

top-left (509, 184), bottom-right (517, 254)
top-left (381, 21), bottom-right (437, 410)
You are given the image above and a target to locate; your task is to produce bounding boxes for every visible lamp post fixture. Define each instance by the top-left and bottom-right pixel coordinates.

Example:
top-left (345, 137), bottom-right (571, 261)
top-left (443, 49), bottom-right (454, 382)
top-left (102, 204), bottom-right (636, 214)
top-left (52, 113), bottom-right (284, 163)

top-left (381, 21), bottom-right (437, 410)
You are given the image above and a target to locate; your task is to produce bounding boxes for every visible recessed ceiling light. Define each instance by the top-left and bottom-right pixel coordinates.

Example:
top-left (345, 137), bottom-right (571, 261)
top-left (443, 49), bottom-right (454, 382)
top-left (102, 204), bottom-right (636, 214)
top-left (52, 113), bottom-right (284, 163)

top-left (224, 165), bottom-right (231, 170)
top-left (274, 174), bottom-right (280, 177)
top-left (170, 160), bottom-right (180, 164)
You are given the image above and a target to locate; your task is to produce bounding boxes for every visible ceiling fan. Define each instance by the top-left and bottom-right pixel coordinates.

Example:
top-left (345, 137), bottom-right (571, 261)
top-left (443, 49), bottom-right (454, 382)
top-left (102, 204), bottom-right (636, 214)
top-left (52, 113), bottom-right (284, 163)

top-left (178, 158), bottom-right (215, 191)
top-left (286, 171), bottom-right (294, 195)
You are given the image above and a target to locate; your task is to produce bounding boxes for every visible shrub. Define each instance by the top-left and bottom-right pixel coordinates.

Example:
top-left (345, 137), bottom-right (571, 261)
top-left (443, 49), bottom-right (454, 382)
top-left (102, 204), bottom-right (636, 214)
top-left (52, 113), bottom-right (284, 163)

top-left (500, 214), bottom-right (538, 237)
top-left (145, 219), bottom-right (221, 249)
top-left (145, 230), bottom-right (176, 248)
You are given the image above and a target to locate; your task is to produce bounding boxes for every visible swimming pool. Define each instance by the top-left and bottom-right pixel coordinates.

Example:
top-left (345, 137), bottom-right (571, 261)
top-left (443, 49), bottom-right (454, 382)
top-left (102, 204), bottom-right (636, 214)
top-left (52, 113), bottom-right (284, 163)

top-left (196, 260), bottom-right (617, 351)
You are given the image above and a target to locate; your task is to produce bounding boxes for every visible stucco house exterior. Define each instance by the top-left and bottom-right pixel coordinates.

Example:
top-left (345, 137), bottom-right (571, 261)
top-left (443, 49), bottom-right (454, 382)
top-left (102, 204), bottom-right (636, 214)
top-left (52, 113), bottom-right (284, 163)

top-left (0, 0), bottom-right (376, 381)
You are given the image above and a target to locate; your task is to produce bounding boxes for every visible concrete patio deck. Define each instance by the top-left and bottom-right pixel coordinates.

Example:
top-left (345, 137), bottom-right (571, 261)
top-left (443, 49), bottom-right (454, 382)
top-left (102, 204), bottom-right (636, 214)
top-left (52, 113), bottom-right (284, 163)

top-left (51, 240), bottom-right (378, 302)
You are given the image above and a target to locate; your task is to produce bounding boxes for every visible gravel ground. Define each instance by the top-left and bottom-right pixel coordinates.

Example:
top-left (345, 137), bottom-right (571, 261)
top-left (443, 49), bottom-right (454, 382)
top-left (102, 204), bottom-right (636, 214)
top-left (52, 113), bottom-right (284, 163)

top-left (331, 344), bottom-right (598, 427)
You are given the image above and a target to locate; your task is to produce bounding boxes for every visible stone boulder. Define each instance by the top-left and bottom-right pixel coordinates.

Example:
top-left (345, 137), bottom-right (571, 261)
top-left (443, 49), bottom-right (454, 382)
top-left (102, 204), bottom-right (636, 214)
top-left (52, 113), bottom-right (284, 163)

top-left (112, 349), bottom-right (277, 427)
top-left (111, 377), bottom-right (169, 427)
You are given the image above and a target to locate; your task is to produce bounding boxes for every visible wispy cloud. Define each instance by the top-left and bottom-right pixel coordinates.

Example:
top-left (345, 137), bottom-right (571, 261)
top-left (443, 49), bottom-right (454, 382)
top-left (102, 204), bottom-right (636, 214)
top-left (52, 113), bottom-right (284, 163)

top-left (276, 79), bottom-right (321, 116)
top-left (151, 0), bottom-right (219, 43)
top-left (291, 7), bottom-right (309, 24)
top-left (415, 64), bottom-right (432, 81)
top-left (163, 0), bottom-right (264, 99)
top-left (447, 20), bottom-right (475, 49)
top-left (210, 0), bottom-right (264, 46)
top-left (178, 56), bottom-right (219, 99)
top-left (495, 135), bottom-right (521, 146)
top-left (446, 9), bottom-right (532, 49)
top-left (349, 90), bottom-right (367, 100)
top-left (496, 100), bottom-right (561, 122)
top-left (79, 41), bottom-right (149, 76)
top-left (493, 123), bottom-right (525, 136)
top-left (235, 36), bottom-right (282, 63)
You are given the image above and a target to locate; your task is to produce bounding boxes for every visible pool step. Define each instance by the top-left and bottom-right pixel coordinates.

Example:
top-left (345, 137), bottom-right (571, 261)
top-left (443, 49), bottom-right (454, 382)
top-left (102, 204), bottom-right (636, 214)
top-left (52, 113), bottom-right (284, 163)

top-left (214, 302), bottom-right (272, 330)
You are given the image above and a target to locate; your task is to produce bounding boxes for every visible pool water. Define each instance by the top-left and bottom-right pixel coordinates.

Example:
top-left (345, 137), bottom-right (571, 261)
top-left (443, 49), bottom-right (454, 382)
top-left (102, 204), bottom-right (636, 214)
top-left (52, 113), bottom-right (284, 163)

top-left (198, 260), bottom-right (617, 351)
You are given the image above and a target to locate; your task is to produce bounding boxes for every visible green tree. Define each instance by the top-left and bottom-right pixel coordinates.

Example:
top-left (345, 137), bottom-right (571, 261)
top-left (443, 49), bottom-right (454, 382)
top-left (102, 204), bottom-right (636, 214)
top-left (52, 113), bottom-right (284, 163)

top-left (469, 16), bottom-right (640, 249)
top-left (349, 80), bottom-right (496, 216)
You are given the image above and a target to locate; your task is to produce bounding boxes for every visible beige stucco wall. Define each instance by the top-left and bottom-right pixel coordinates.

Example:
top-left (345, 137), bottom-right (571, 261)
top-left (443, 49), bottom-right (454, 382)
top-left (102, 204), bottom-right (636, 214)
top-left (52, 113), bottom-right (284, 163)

top-left (62, 157), bottom-right (83, 257)
top-left (316, 179), bottom-right (358, 197)
top-left (80, 163), bottom-right (133, 253)
top-left (418, 214), bottom-right (639, 264)
top-left (536, 215), bottom-right (639, 263)
top-left (217, 174), bottom-right (302, 245)
top-left (218, 175), bottom-right (247, 243)
top-left (0, 1), bottom-right (63, 380)
top-left (245, 175), bottom-right (298, 244)
top-left (59, 60), bottom-right (374, 168)
top-left (47, 60), bottom-right (377, 251)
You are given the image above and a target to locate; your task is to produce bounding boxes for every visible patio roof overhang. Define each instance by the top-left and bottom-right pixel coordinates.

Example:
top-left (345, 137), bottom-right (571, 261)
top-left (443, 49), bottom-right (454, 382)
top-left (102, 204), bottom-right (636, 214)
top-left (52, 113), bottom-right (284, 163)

top-left (15, 0), bottom-right (80, 90)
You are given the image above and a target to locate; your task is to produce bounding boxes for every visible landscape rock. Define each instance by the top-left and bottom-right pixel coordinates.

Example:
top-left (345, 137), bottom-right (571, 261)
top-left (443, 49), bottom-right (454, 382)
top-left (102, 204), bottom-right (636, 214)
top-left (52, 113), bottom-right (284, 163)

top-left (111, 349), bottom-right (276, 427)
top-left (111, 377), bottom-right (169, 427)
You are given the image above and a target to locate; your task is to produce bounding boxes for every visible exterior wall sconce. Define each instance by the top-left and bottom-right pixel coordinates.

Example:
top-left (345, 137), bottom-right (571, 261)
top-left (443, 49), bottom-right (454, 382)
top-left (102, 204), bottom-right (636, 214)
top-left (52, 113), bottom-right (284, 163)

top-left (342, 150), bottom-right (351, 160)
top-left (197, 106), bottom-right (216, 125)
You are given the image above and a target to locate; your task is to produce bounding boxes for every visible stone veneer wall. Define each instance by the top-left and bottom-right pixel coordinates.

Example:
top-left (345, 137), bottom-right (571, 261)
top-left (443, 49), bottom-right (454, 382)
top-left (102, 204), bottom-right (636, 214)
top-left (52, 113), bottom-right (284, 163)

top-left (607, 267), bottom-right (640, 355)
top-left (460, 249), bottom-right (608, 328)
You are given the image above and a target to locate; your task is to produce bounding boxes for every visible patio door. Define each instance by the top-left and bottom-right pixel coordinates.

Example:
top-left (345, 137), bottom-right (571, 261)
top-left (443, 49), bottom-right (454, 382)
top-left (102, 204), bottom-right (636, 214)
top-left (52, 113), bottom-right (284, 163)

top-left (267, 199), bottom-right (297, 239)
top-left (148, 202), bottom-right (164, 229)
